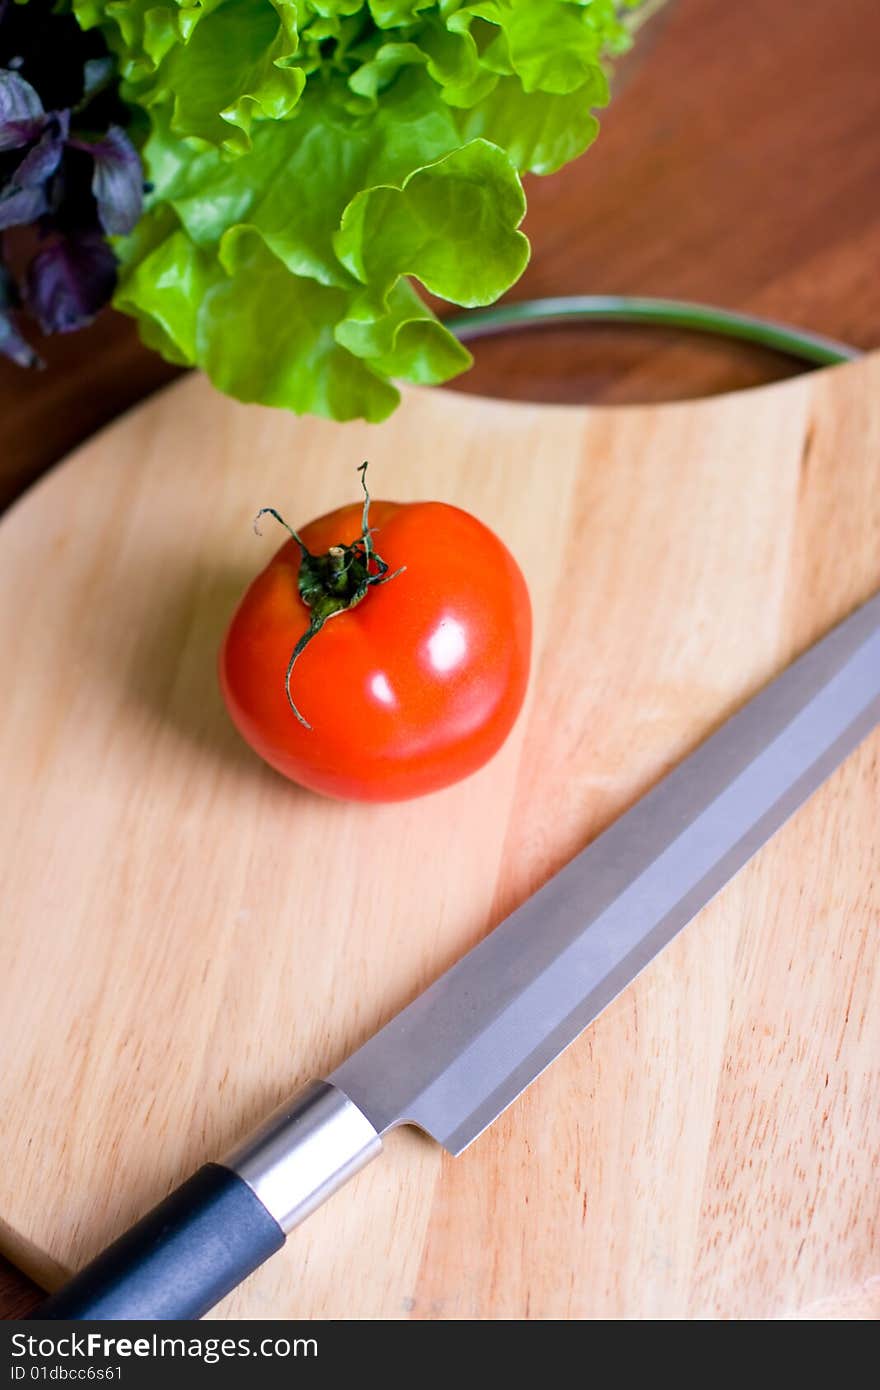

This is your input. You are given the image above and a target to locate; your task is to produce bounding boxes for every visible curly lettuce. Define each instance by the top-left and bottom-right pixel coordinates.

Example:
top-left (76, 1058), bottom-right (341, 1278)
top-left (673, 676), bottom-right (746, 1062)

top-left (71, 0), bottom-right (640, 421)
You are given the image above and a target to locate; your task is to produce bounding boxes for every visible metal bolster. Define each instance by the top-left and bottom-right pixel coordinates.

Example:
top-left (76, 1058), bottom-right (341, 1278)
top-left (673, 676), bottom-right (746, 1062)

top-left (223, 1081), bottom-right (382, 1235)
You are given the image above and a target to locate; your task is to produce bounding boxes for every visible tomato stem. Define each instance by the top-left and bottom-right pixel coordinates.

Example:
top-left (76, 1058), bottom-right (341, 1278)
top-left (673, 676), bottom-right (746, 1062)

top-left (254, 463), bottom-right (404, 730)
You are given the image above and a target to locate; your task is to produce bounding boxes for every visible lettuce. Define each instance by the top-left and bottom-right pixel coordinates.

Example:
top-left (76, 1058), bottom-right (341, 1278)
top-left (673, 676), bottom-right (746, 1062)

top-left (73, 0), bottom-right (638, 421)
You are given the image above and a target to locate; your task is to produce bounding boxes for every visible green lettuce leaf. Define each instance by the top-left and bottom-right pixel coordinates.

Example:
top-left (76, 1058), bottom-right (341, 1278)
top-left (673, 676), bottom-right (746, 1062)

top-left (72, 0), bottom-right (639, 422)
top-left (456, 68), bottom-right (607, 174)
top-left (198, 235), bottom-right (400, 420)
top-left (334, 139), bottom-right (528, 307)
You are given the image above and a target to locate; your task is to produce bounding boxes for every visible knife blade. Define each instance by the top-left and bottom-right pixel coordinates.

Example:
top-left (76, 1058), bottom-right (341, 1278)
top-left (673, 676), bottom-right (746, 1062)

top-left (36, 588), bottom-right (880, 1320)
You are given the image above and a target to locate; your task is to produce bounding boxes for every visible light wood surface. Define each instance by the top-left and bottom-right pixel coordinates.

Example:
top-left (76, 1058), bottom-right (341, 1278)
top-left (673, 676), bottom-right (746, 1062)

top-left (0, 356), bottom-right (878, 1320)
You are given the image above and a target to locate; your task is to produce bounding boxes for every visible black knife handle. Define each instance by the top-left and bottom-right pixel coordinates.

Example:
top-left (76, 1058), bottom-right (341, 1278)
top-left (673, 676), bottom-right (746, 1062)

top-left (31, 1082), bottom-right (382, 1321)
top-left (33, 1164), bottom-right (284, 1321)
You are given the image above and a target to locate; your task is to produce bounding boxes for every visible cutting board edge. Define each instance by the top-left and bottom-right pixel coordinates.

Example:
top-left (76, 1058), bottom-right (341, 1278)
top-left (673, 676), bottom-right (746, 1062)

top-left (2, 352), bottom-right (868, 538)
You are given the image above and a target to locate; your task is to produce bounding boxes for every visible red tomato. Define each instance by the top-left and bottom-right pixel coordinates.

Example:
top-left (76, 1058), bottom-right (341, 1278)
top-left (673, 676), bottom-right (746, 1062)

top-left (219, 492), bottom-right (531, 802)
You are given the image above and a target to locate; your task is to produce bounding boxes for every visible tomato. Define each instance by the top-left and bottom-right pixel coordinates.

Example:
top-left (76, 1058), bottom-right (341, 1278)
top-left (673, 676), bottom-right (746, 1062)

top-left (219, 480), bottom-right (532, 802)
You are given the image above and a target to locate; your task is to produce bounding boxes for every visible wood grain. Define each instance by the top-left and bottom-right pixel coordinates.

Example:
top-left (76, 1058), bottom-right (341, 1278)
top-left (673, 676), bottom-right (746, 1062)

top-left (3, 0), bottom-right (880, 1319)
top-left (454, 0), bottom-right (880, 407)
top-left (0, 352), bottom-right (877, 1320)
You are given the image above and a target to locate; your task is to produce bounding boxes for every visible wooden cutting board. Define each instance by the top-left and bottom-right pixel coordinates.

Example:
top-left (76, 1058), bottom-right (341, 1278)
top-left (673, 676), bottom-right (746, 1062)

top-left (1, 356), bottom-right (878, 1321)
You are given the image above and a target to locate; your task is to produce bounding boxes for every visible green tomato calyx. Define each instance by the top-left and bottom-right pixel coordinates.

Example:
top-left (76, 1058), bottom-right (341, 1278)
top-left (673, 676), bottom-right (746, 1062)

top-left (254, 462), bottom-right (404, 731)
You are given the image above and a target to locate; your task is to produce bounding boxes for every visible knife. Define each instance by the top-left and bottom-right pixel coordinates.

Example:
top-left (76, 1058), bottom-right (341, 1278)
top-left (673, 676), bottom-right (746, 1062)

top-left (35, 588), bottom-right (880, 1320)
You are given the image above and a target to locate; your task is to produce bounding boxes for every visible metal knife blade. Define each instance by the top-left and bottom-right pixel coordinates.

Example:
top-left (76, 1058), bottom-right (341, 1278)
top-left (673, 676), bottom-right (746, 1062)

top-left (332, 589), bottom-right (880, 1154)
top-left (36, 588), bottom-right (880, 1321)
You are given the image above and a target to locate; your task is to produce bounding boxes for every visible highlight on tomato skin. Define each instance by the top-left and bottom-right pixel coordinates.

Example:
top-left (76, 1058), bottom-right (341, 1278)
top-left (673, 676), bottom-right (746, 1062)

top-left (218, 489), bottom-right (532, 803)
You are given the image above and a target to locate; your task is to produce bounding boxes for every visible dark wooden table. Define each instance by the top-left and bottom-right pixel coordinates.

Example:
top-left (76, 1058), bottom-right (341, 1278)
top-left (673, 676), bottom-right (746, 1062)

top-left (3, 0), bottom-right (879, 1317)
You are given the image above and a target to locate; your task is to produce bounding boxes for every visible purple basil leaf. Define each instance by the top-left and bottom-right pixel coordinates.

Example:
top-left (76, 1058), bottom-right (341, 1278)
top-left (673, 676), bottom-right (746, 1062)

top-left (0, 70), bottom-right (44, 148)
top-left (86, 124), bottom-right (142, 235)
top-left (0, 261), bottom-right (42, 367)
top-left (0, 114), bottom-right (47, 151)
top-left (25, 230), bottom-right (116, 333)
top-left (13, 110), bottom-right (68, 185)
top-left (80, 57), bottom-right (115, 105)
top-left (0, 180), bottom-right (48, 229)
top-left (0, 303), bottom-right (42, 366)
